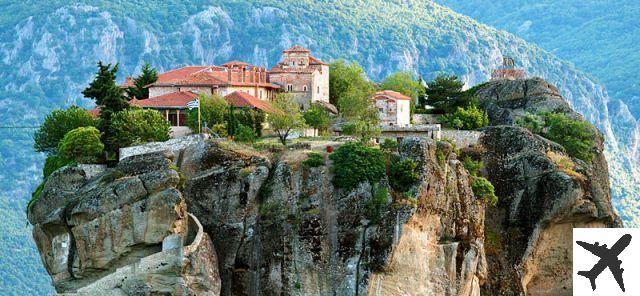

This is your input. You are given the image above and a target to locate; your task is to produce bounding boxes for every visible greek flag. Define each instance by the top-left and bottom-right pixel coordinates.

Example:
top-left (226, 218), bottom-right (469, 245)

top-left (187, 99), bottom-right (199, 109)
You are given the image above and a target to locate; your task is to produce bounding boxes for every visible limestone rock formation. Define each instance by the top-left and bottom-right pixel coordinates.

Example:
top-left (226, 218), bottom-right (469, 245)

top-left (471, 78), bottom-right (622, 295)
top-left (28, 152), bottom-right (221, 295)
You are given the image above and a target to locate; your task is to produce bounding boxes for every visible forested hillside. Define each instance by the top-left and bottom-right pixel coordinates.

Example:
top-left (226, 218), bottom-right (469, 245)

top-left (0, 0), bottom-right (638, 293)
top-left (436, 0), bottom-right (640, 116)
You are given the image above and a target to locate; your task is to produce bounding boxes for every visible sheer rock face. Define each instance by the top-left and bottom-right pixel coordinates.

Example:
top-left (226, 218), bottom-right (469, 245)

top-left (473, 78), bottom-right (622, 295)
top-left (27, 152), bottom-right (221, 295)
top-left (176, 139), bottom-right (486, 296)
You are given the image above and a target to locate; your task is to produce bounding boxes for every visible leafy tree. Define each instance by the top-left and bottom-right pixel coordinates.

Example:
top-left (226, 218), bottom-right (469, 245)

top-left (233, 108), bottom-right (266, 137)
top-left (33, 106), bottom-right (95, 154)
top-left (109, 108), bottom-right (170, 149)
top-left (472, 176), bottom-right (498, 206)
top-left (425, 74), bottom-right (466, 113)
top-left (542, 112), bottom-right (596, 163)
top-left (235, 125), bottom-right (256, 144)
top-left (58, 126), bottom-right (104, 163)
top-left (303, 103), bottom-right (331, 134)
top-left (126, 63), bottom-right (158, 99)
top-left (339, 88), bottom-right (381, 141)
top-left (389, 159), bottom-right (420, 192)
top-left (82, 62), bottom-right (129, 153)
top-left (380, 138), bottom-right (399, 153)
top-left (329, 141), bottom-right (386, 189)
top-left (267, 94), bottom-right (307, 145)
top-left (186, 94), bottom-right (227, 132)
top-left (329, 60), bottom-right (375, 108)
top-left (380, 71), bottom-right (425, 110)
top-left (441, 105), bottom-right (489, 130)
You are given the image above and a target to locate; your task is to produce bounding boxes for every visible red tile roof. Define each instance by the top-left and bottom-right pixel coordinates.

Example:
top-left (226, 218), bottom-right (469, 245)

top-left (283, 45), bottom-right (311, 53)
top-left (373, 90), bottom-right (412, 101)
top-left (225, 91), bottom-right (275, 113)
top-left (87, 108), bottom-right (101, 118)
top-left (130, 91), bottom-right (200, 108)
top-left (308, 56), bottom-right (328, 66)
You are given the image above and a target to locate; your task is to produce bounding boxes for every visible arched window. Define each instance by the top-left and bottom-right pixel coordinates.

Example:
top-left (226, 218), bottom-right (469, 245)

top-left (287, 84), bottom-right (293, 92)
top-left (303, 85), bottom-right (308, 92)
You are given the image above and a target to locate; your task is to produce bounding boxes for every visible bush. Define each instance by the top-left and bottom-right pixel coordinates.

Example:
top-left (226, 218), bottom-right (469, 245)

top-left (517, 112), bottom-right (596, 162)
top-left (330, 142), bottom-right (386, 189)
top-left (58, 126), bottom-right (104, 163)
top-left (303, 152), bottom-right (325, 167)
top-left (472, 176), bottom-right (498, 206)
top-left (109, 108), bottom-right (171, 149)
top-left (462, 156), bottom-right (484, 176)
top-left (380, 138), bottom-right (399, 153)
top-left (43, 155), bottom-right (74, 178)
top-left (234, 124), bottom-right (256, 144)
top-left (441, 105), bottom-right (489, 130)
top-left (187, 94), bottom-right (227, 132)
top-left (389, 159), bottom-right (420, 192)
top-left (33, 106), bottom-right (96, 154)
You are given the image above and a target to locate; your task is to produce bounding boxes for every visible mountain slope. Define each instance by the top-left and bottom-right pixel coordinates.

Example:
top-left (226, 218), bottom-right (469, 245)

top-left (0, 0), bottom-right (638, 293)
top-left (436, 0), bottom-right (640, 117)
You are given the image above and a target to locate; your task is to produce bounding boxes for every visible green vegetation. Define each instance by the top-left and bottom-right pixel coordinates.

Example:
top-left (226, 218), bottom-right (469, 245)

top-left (462, 156), bottom-right (484, 176)
top-left (389, 159), bottom-right (420, 192)
top-left (33, 106), bottom-right (96, 154)
top-left (43, 155), bottom-right (72, 179)
top-left (234, 125), bottom-right (256, 144)
top-left (125, 62), bottom-right (158, 100)
top-left (303, 104), bottom-right (331, 135)
top-left (365, 184), bottom-right (389, 224)
top-left (330, 142), bottom-right (386, 190)
top-left (329, 60), bottom-right (375, 108)
top-left (108, 108), bottom-right (171, 149)
top-left (82, 62), bottom-right (129, 154)
top-left (302, 152), bottom-right (325, 167)
top-left (517, 112), bottom-right (596, 162)
top-left (186, 94), bottom-right (227, 132)
top-left (267, 94), bottom-right (307, 145)
top-left (425, 74), bottom-right (466, 113)
top-left (379, 138), bottom-right (399, 153)
top-left (441, 104), bottom-right (489, 130)
top-left (472, 176), bottom-right (498, 206)
top-left (57, 127), bottom-right (104, 164)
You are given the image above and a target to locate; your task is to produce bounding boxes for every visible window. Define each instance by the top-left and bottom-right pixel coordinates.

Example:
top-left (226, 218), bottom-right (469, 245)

top-left (303, 85), bottom-right (308, 92)
top-left (378, 108), bottom-right (383, 112)
top-left (317, 86), bottom-right (320, 94)
top-left (287, 84), bottom-right (293, 92)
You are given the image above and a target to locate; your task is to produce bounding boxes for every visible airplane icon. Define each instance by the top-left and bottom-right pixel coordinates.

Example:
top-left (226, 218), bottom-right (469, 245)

top-left (576, 234), bottom-right (632, 292)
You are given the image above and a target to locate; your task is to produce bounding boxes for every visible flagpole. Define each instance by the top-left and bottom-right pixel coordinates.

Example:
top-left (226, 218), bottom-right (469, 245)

top-left (198, 96), bottom-right (202, 134)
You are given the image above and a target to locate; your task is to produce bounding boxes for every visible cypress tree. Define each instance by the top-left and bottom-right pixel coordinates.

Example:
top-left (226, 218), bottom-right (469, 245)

top-left (126, 63), bottom-right (158, 99)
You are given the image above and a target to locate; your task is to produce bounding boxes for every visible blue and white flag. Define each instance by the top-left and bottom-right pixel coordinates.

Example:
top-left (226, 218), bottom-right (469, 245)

top-left (187, 99), bottom-right (199, 109)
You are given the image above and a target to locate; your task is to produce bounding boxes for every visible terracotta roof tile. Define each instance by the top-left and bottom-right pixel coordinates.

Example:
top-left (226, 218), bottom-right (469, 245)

top-left (374, 90), bottom-right (412, 101)
top-left (283, 45), bottom-right (311, 53)
top-left (225, 91), bottom-right (275, 113)
top-left (130, 91), bottom-right (200, 108)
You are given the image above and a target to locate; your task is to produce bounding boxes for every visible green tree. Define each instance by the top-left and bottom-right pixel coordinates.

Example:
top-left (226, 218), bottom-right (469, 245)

top-left (329, 60), bottom-right (375, 108)
top-left (109, 108), bottom-right (171, 149)
top-left (82, 62), bottom-right (129, 153)
top-left (339, 87), bottom-right (380, 141)
top-left (380, 71), bottom-right (425, 111)
top-left (472, 176), bottom-right (498, 206)
top-left (267, 94), bottom-right (307, 145)
top-left (126, 63), bottom-right (158, 99)
top-left (235, 124), bottom-right (256, 144)
top-left (543, 112), bottom-right (596, 163)
top-left (303, 103), bottom-right (331, 134)
top-left (329, 141), bottom-right (386, 189)
top-left (33, 106), bottom-right (95, 154)
top-left (441, 105), bottom-right (489, 130)
top-left (57, 126), bottom-right (104, 163)
top-left (186, 94), bottom-right (227, 132)
top-left (425, 74), bottom-right (466, 113)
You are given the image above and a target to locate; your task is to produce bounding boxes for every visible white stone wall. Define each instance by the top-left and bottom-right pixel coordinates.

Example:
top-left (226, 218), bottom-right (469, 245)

top-left (396, 100), bottom-right (411, 127)
top-left (375, 99), bottom-right (398, 126)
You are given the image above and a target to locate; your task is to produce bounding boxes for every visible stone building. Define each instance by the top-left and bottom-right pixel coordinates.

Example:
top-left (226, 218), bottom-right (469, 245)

top-left (491, 56), bottom-right (526, 80)
top-left (269, 45), bottom-right (330, 109)
top-left (373, 90), bottom-right (412, 127)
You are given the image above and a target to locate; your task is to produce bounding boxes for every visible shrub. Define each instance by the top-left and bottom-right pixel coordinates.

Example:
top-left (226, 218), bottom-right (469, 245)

top-left (33, 106), bottom-right (96, 154)
top-left (210, 123), bottom-right (228, 138)
top-left (472, 176), bottom-right (498, 206)
top-left (365, 184), bottom-right (389, 224)
top-left (380, 138), bottom-right (399, 153)
top-left (43, 155), bottom-right (74, 178)
top-left (441, 105), bottom-right (489, 130)
top-left (389, 159), bottom-right (420, 192)
top-left (109, 108), bottom-right (170, 149)
top-left (235, 124), bottom-right (256, 144)
top-left (58, 126), bottom-right (104, 163)
top-left (462, 156), bottom-right (484, 176)
top-left (187, 94), bottom-right (227, 132)
top-left (303, 152), bottom-right (325, 167)
top-left (329, 142), bottom-right (386, 189)
top-left (517, 112), bottom-right (596, 163)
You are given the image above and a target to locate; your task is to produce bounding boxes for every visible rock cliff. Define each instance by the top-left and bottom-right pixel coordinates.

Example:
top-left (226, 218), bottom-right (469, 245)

top-left (30, 137), bottom-right (487, 295)
top-left (471, 78), bottom-right (621, 295)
